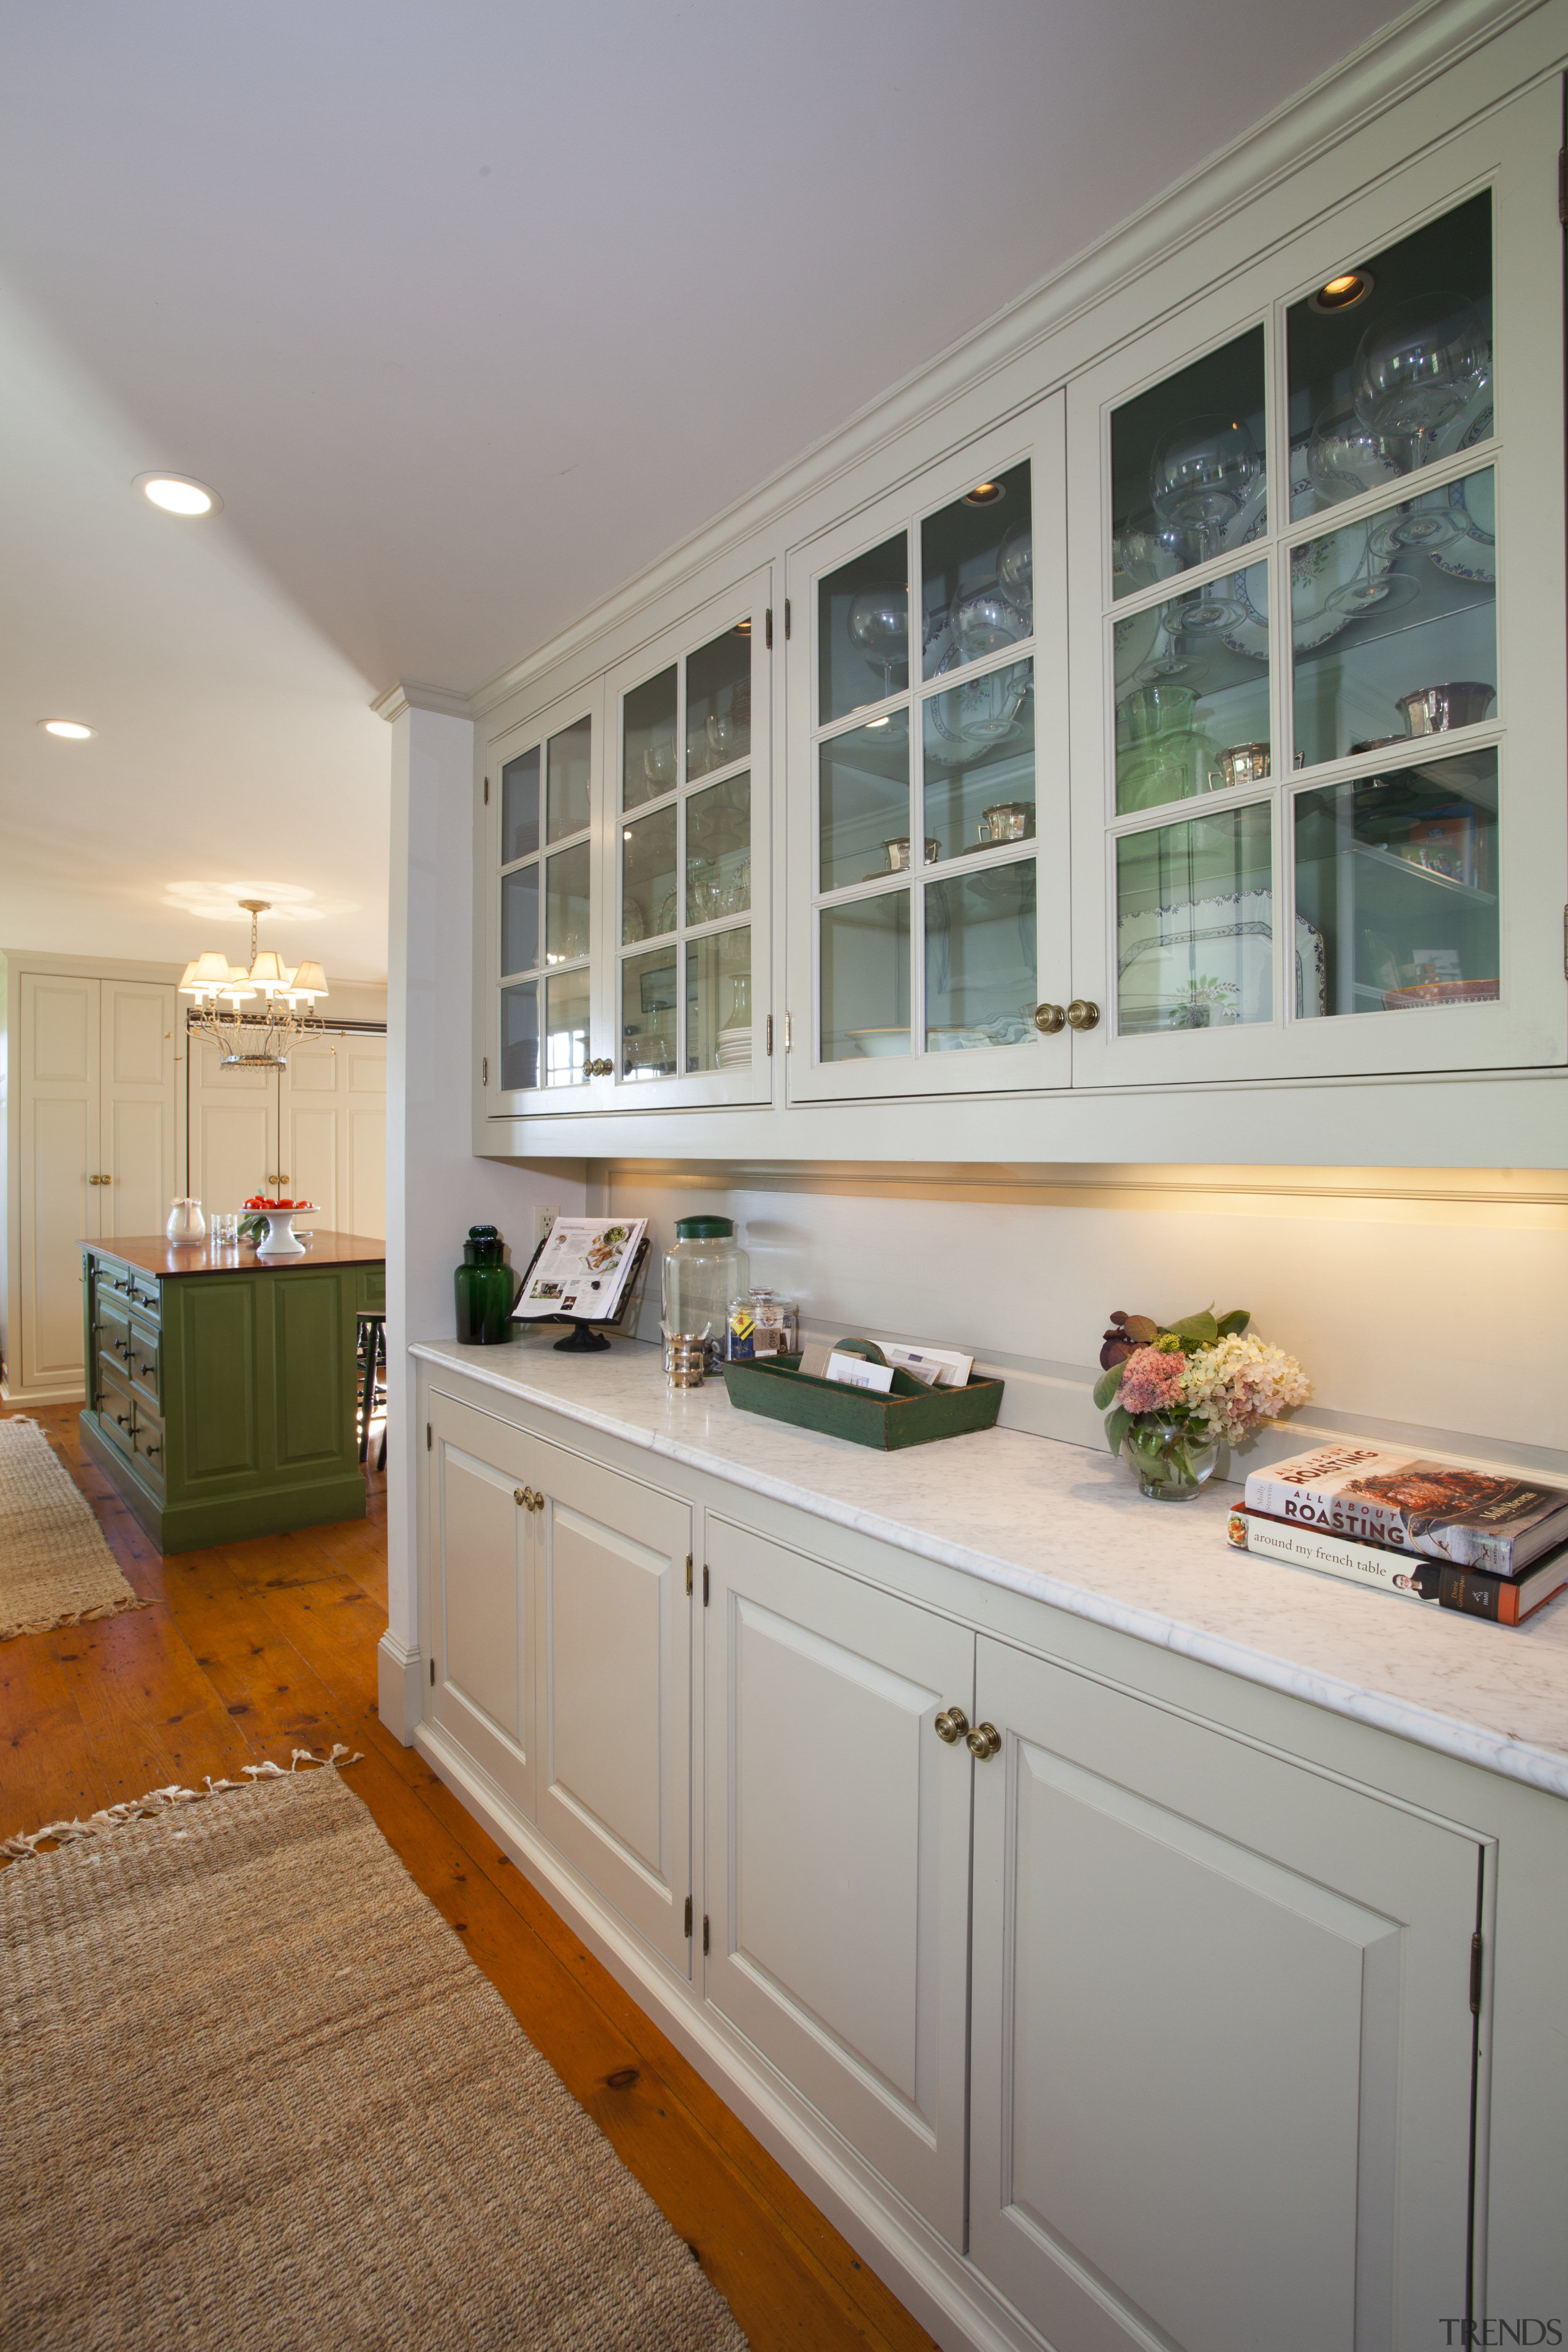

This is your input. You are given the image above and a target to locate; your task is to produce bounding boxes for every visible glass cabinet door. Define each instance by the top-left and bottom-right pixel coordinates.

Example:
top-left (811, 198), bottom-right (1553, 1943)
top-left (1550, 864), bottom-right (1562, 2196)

top-left (606, 568), bottom-right (772, 1105)
top-left (1068, 93), bottom-right (1566, 1083)
top-left (788, 391), bottom-right (1070, 1099)
top-left (489, 686), bottom-right (612, 1110)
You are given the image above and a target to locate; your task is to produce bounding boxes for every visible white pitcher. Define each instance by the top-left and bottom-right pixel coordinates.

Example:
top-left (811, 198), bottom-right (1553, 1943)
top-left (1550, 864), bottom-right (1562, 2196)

top-left (165, 1197), bottom-right (206, 1245)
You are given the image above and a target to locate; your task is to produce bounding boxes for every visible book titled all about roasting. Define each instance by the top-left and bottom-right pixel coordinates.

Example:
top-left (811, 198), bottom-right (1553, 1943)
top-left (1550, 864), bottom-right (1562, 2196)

top-left (1243, 1444), bottom-right (1568, 1577)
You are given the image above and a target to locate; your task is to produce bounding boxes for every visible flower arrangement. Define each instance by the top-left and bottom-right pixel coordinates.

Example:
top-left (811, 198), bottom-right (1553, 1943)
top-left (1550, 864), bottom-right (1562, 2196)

top-left (1093, 1305), bottom-right (1310, 1499)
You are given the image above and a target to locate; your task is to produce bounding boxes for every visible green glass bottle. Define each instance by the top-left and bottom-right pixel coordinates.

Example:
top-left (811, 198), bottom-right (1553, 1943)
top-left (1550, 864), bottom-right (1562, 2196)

top-left (454, 1225), bottom-right (519, 1345)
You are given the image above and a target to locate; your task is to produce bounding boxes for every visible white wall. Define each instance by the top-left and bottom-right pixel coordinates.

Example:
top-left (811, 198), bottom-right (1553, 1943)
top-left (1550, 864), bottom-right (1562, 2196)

top-left (598, 1161), bottom-right (1568, 1480)
top-left (380, 700), bottom-right (586, 1740)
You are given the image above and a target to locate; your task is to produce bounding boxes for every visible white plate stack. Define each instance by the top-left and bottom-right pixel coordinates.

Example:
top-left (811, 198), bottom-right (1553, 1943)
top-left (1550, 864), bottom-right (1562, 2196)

top-left (715, 1027), bottom-right (752, 1068)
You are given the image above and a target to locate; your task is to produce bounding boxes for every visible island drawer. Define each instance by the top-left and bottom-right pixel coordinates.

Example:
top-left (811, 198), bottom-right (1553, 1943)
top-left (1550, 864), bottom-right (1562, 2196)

top-left (129, 1397), bottom-right (166, 1488)
top-left (96, 1362), bottom-right (138, 1460)
top-left (127, 1315), bottom-right (160, 1403)
top-left (129, 1275), bottom-right (161, 1322)
top-left (92, 1258), bottom-right (135, 1313)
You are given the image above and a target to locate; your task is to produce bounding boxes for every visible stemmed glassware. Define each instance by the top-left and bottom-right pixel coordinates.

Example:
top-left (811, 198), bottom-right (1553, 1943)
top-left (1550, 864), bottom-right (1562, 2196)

top-left (1149, 413), bottom-right (1262, 562)
top-left (1306, 398), bottom-right (1401, 507)
top-left (847, 582), bottom-right (909, 699)
top-left (1351, 292), bottom-right (1490, 469)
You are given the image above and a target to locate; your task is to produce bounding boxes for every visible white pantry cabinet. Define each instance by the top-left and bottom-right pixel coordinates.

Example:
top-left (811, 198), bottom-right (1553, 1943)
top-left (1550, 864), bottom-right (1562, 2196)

top-left (472, 64), bottom-right (1567, 1163)
top-left (409, 1359), bottom-right (1547, 2352)
top-left (5, 968), bottom-right (178, 1404)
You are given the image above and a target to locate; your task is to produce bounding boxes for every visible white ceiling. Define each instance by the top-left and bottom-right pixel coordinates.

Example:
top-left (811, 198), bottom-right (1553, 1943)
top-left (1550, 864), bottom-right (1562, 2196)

top-left (0, 0), bottom-right (1414, 982)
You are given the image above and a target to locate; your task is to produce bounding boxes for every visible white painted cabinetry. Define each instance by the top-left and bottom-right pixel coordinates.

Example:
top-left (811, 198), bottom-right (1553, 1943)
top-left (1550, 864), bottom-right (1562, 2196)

top-left (186, 1027), bottom-right (386, 1235)
top-left (967, 1635), bottom-right (1480, 2351)
top-left (472, 64), bottom-right (1566, 1164)
top-left (412, 1365), bottom-right (1535, 2351)
top-left (6, 969), bottom-right (177, 1404)
top-left (428, 1386), bottom-right (693, 1972)
top-left (704, 1515), bottom-right (974, 2245)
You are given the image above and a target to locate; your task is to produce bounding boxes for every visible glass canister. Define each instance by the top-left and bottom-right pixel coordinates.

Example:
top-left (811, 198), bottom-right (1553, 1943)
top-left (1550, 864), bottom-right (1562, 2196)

top-left (727, 1287), bottom-right (799, 1360)
top-left (662, 1216), bottom-right (748, 1370)
top-left (454, 1225), bottom-right (520, 1346)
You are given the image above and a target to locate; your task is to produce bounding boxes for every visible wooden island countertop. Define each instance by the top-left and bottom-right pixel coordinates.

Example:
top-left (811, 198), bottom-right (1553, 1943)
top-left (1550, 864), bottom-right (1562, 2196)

top-left (85, 1231), bottom-right (386, 1278)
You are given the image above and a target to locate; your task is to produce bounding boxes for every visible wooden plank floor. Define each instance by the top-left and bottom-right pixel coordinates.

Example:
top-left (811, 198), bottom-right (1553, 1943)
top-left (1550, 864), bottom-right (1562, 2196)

top-left (0, 1403), bottom-right (938, 2352)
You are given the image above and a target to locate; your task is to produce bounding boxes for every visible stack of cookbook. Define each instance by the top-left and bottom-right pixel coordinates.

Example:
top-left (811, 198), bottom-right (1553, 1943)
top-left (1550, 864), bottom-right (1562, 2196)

top-left (1228, 1444), bottom-right (1568, 1627)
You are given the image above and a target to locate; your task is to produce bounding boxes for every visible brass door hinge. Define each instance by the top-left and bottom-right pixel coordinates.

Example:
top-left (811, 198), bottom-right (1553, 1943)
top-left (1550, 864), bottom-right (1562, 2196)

top-left (784, 598), bottom-right (791, 639)
top-left (429, 1657), bottom-right (435, 1686)
top-left (765, 1014), bottom-right (773, 1056)
top-left (684, 1895), bottom-right (693, 1939)
top-left (703, 1564), bottom-right (710, 1605)
top-left (483, 775), bottom-right (490, 804)
top-left (685, 1553), bottom-right (693, 1597)
top-left (1470, 1931), bottom-right (1483, 2016)
top-left (426, 1422), bottom-right (432, 1450)
top-left (764, 607), bottom-right (772, 650)
top-left (482, 1057), bottom-right (489, 1085)
top-left (703, 1914), bottom-right (710, 1956)
top-left (784, 1011), bottom-right (792, 1052)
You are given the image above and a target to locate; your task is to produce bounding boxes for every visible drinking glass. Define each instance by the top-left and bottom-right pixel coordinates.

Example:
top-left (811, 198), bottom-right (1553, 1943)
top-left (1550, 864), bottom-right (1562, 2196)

top-left (1305, 399), bottom-right (1402, 507)
top-left (1149, 414), bottom-right (1262, 562)
top-left (1352, 293), bottom-right (1490, 464)
top-left (847, 582), bottom-right (910, 699)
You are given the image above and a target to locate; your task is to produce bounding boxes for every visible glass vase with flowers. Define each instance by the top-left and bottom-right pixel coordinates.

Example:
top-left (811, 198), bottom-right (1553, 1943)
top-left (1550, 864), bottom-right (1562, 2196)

top-left (1093, 1306), bottom-right (1310, 1501)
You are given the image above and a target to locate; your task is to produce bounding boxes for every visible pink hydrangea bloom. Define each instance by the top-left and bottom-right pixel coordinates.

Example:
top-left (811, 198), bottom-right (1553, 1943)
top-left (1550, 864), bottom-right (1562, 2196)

top-left (1117, 1346), bottom-right (1186, 1414)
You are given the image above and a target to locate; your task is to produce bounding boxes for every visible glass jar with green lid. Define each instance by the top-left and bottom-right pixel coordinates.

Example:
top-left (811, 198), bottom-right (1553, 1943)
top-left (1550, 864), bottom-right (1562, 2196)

top-left (662, 1216), bottom-right (748, 1370)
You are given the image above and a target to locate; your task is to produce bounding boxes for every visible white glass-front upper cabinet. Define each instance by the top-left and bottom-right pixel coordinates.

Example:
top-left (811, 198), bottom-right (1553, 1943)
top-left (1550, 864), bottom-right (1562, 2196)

top-left (488, 682), bottom-right (613, 1115)
top-left (1066, 86), bottom-right (1566, 1087)
top-left (786, 392), bottom-right (1071, 1101)
top-left (605, 571), bottom-right (773, 1107)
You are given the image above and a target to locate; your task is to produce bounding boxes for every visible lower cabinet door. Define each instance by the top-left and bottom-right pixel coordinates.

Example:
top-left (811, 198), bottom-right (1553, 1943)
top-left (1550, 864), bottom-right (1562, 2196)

top-left (968, 1635), bottom-right (1484, 2352)
top-left (428, 1392), bottom-right (538, 1822)
top-left (704, 1516), bottom-right (975, 2248)
top-left (531, 1430), bottom-right (693, 1977)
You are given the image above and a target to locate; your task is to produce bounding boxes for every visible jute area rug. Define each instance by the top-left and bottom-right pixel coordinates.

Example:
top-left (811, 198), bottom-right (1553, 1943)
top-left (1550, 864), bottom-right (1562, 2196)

top-left (0, 1414), bottom-right (148, 1642)
top-left (1, 1759), bottom-right (748, 2352)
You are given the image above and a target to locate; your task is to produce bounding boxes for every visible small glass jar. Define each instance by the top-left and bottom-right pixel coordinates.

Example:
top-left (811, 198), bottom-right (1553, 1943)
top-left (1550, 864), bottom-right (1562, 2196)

top-left (662, 1216), bottom-right (748, 1370)
top-left (748, 1289), bottom-right (799, 1358)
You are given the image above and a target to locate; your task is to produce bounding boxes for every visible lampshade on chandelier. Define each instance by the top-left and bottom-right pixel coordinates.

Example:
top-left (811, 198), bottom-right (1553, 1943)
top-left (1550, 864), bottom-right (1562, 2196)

top-left (179, 899), bottom-right (329, 1068)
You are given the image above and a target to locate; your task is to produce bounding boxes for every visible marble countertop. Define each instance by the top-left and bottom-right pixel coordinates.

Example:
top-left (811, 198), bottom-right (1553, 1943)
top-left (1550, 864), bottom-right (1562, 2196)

top-left (413, 1332), bottom-right (1568, 1802)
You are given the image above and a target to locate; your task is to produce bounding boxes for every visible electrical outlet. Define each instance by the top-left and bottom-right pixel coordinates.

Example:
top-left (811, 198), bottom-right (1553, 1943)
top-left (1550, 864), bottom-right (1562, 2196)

top-left (533, 1204), bottom-right (560, 1249)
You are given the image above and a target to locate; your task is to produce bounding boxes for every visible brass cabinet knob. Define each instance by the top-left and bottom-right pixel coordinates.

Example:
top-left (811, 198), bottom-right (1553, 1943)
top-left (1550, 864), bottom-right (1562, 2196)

top-left (1031, 1003), bottom-right (1066, 1035)
top-left (965, 1721), bottom-right (1003, 1761)
top-left (584, 1056), bottom-right (613, 1077)
top-left (933, 1706), bottom-right (970, 1745)
top-left (513, 1486), bottom-right (545, 1512)
top-left (1066, 999), bottom-right (1101, 1031)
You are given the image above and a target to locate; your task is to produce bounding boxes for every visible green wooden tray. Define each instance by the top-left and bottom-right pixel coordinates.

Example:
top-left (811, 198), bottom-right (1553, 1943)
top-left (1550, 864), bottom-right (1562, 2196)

top-left (722, 1339), bottom-right (1003, 1451)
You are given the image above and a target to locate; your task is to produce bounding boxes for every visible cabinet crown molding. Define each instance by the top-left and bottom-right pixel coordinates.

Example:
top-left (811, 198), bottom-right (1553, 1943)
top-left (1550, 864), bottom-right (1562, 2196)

top-left (373, 680), bottom-right (473, 725)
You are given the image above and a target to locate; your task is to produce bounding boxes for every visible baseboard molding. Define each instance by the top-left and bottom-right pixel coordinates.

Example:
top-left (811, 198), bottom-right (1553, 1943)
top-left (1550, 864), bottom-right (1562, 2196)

top-left (0, 1377), bottom-right (86, 1408)
top-left (377, 1631), bottom-right (423, 1746)
top-left (413, 1717), bottom-right (1049, 2352)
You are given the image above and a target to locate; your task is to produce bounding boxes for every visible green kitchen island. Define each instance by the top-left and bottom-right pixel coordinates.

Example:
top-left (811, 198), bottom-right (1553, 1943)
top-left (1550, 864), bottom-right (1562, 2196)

top-left (79, 1232), bottom-right (386, 1553)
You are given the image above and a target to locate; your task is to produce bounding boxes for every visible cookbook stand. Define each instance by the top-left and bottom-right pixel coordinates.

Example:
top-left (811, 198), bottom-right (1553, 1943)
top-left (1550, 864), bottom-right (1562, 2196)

top-left (513, 1235), bottom-right (652, 1354)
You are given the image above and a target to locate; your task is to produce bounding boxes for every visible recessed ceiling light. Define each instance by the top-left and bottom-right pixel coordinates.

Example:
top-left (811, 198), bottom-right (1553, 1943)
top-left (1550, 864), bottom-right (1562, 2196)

top-left (40, 718), bottom-right (96, 739)
top-left (1310, 268), bottom-right (1374, 314)
top-left (134, 471), bottom-right (223, 517)
top-left (963, 480), bottom-right (1005, 507)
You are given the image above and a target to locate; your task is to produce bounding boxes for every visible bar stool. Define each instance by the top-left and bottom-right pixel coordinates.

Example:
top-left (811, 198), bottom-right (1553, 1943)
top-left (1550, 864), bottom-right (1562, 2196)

top-left (356, 1312), bottom-right (386, 1469)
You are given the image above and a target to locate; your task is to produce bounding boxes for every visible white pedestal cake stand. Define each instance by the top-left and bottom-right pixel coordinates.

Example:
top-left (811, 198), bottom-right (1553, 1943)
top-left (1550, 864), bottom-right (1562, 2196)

top-left (252, 1207), bottom-right (314, 1257)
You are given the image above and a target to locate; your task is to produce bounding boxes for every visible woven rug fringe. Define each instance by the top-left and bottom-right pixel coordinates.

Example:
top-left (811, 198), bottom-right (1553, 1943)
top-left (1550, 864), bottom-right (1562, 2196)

top-left (0, 1744), bottom-right (363, 1861)
top-left (0, 1589), bottom-right (153, 1643)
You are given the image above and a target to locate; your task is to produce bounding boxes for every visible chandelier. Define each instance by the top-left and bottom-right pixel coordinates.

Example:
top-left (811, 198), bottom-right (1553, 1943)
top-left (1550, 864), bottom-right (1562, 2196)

top-left (178, 898), bottom-right (330, 1068)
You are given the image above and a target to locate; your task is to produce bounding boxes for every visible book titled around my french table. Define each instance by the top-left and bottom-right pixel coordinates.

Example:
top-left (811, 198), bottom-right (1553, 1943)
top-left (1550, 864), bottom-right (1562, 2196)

top-left (1243, 1444), bottom-right (1568, 1577)
top-left (1229, 1507), bottom-right (1568, 1626)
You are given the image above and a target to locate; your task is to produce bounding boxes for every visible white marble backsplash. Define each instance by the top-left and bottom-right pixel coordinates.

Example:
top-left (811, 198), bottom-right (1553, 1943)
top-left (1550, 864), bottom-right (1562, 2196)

top-left (413, 1330), bottom-right (1568, 1802)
